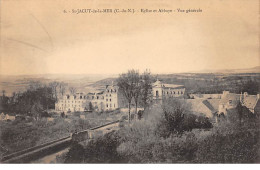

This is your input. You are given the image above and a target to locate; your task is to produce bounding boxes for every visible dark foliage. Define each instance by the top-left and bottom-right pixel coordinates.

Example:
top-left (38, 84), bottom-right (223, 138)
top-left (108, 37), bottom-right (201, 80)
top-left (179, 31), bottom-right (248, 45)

top-left (65, 142), bottom-right (85, 163)
top-left (157, 98), bottom-right (212, 137)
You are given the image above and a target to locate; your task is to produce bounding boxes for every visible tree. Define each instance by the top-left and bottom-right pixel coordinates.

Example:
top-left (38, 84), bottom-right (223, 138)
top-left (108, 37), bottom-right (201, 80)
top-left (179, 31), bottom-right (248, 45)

top-left (132, 71), bottom-right (141, 115)
top-left (160, 98), bottom-right (188, 136)
top-left (49, 81), bottom-right (59, 101)
top-left (140, 70), bottom-right (153, 109)
top-left (117, 70), bottom-right (139, 123)
top-left (58, 82), bottom-right (67, 96)
top-left (28, 81), bottom-right (42, 91)
top-left (89, 102), bottom-right (93, 111)
top-left (2, 90), bottom-right (6, 96)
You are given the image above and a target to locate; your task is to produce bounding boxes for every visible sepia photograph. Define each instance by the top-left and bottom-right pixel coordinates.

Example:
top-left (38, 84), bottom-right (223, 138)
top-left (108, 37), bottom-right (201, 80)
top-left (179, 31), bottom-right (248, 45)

top-left (0, 0), bottom-right (259, 164)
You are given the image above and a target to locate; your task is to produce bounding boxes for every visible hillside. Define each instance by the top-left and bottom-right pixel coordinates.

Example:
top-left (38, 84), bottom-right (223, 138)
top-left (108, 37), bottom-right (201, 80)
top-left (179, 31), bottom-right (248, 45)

top-left (0, 74), bottom-right (115, 96)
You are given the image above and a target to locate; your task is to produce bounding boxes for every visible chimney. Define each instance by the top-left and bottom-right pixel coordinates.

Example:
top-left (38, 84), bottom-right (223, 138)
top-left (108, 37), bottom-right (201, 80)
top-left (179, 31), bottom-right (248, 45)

top-left (222, 91), bottom-right (229, 97)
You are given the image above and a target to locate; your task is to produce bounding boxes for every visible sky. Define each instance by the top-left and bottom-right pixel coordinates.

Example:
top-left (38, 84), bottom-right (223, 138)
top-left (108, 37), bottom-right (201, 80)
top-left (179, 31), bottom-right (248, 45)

top-left (0, 0), bottom-right (259, 75)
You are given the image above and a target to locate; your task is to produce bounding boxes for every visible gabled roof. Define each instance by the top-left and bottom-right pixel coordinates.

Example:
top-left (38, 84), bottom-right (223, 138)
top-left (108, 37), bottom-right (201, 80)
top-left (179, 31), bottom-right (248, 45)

top-left (181, 99), bottom-right (214, 118)
top-left (163, 84), bottom-right (185, 89)
top-left (203, 99), bottom-right (220, 113)
top-left (219, 93), bottom-right (241, 105)
top-left (242, 95), bottom-right (259, 110)
top-left (152, 80), bottom-right (184, 89)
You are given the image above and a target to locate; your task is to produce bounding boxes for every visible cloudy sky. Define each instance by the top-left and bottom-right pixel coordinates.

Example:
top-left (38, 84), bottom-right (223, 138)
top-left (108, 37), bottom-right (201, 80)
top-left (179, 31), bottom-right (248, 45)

top-left (0, 0), bottom-right (259, 75)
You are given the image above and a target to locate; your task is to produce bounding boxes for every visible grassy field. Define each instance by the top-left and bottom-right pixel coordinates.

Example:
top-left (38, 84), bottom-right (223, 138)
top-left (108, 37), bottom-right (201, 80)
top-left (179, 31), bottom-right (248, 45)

top-left (0, 109), bottom-right (126, 157)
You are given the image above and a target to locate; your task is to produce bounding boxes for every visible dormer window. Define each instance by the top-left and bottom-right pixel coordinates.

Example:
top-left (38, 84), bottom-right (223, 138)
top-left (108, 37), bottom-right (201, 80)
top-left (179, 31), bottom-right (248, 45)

top-left (229, 100), bottom-right (232, 104)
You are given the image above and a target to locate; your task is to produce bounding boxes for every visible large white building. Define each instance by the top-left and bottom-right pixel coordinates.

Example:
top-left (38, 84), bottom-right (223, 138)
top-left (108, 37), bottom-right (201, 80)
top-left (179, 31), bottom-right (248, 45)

top-left (152, 80), bottom-right (186, 99)
top-left (55, 85), bottom-right (119, 112)
top-left (55, 80), bottom-right (187, 112)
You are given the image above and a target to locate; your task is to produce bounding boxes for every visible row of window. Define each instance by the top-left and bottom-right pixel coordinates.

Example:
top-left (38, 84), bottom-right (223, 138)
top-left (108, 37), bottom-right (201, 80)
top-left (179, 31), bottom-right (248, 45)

top-left (66, 96), bottom-right (84, 99)
top-left (163, 91), bottom-right (184, 95)
top-left (106, 89), bottom-right (117, 93)
top-left (60, 100), bottom-right (84, 103)
top-left (106, 104), bottom-right (116, 108)
top-left (61, 104), bottom-right (81, 107)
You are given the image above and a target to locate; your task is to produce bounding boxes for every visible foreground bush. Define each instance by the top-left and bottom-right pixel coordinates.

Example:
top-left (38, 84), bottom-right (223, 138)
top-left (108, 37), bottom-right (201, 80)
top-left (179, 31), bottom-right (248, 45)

top-left (63, 101), bottom-right (259, 163)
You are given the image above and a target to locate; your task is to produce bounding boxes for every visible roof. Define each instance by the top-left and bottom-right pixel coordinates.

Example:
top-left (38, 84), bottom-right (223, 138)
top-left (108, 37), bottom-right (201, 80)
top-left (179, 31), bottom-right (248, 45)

top-left (152, 80), bottom-right (184, 89)
top-left (163, 84), bottom-right (185, 89)
top-left (203, 99), bottom-right (220, 113)
top-left (219, 93), bottom-right (241, 105)
top-left (181, 99), bottom-right (214, 118)
top-left (190, 94), bottom-right (222, 99)
top-left (96, 91), bottom-right (104, 95)
top-left (242, 95), bottom-right (259, 110)
top-left (206, 99), bottom-right (220, 111)
top-left (0, 112), bottom-right (5, 120)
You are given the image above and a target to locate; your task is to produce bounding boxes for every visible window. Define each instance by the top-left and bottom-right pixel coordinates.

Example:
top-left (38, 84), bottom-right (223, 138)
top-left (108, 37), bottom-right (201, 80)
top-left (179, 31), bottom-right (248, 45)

top-left (107, 104), bottom-right (108, 107)
top-left (106, 99), bottom-right (108, 101)
top-left (229, 100), bottom-right (232, 104)
top-left (111, 89), bottom-right (113, 93)
top-left (181, 91), bottom-right (183, 94)
top-left (110, 99), bottom-right (112, 101)
top-left (92, 96), bottom-right (94, 99)
top-left (178, 91), bottom-right (179, 94)
top-left (115, 89), bottom-right (117, 92)
top-left (97, 96), bottom-right (99, 99)
top-left (110, 104), bottom-right (112, 107)
top-left (110, 94), bottom-right (111, 97)
top-left (114, 104), bottom-right (115, 108)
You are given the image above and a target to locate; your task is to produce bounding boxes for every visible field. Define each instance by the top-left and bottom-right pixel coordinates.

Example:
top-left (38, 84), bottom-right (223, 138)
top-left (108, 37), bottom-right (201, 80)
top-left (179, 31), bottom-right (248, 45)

top-left (0, 109), bottom-right (126, 157)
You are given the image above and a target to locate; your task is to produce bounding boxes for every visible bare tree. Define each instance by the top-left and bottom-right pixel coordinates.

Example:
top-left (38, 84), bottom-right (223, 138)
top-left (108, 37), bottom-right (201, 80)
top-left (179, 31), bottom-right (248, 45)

top-left (49, 81), bottom-right (59, 100)
top-left (117, 70), bottom-right (139, 123)
top-left (2, 90), bottom-right (6, 96)
top-left (140, 70), bottom-right (153, 109)
top-left (132, 71), bottom-right (141, 116)
top-left (58, 82), bottom-right (67, 96)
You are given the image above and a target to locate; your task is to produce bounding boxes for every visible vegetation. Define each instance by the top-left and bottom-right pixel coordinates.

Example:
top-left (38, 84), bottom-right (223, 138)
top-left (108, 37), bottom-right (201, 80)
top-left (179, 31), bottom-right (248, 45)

top-left (117, 69), bottom-right (153, 122)
top-left (62, 97), bottom-right (259, 163)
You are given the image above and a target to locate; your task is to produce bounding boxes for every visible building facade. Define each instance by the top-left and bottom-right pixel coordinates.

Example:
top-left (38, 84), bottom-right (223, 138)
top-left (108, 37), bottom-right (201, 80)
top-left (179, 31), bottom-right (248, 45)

top-left (55, 85), bottom-right (119, 112)
top-left (152, 80), bottom-right (186, 100)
